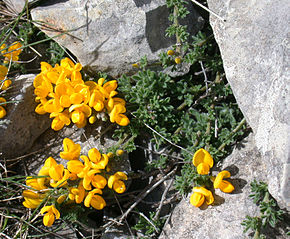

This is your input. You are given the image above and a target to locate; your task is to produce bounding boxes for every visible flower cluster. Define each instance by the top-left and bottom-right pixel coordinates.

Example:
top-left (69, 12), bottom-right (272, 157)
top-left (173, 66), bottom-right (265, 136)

top-left (190, 148), bottom-right (235, 207)
top-left (1, 41), bottom-right (22, 63)
top-left (33, 57), bottom-right (130, 131)
top-left (0, 41), bottom-right (22, 119)
top-left (22, 138), bottom-right (128, 227)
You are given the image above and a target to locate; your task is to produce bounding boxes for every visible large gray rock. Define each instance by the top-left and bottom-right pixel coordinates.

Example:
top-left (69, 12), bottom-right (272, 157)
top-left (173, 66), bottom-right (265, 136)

top-left (160, 134), bottom-right (287, 239)
top-left (30, 0), bottom-right (204, 77)
top-left (0, 74), bottom-right (50, 158)
top-left (207, 0), bottom-right (290, 209)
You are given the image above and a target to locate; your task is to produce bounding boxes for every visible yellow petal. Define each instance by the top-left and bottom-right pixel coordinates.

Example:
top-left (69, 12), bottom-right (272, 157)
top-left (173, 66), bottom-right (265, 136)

top-left (70, 92), bottom-right (83, 105)
top-left (35, 103), bottom-right (47, 115)
top-left (90, 195), bottom-right (106, 210)
top-left (192, 148), bottom-right (214, 168)
top-left (67, 160), bottom-right (84, 174)
top-left (57, 195), bottom-right (67, 204)
top-left (51, 117), bottom-right (65, 131)
top-left (0, 106), bottom-right (7, 118)
top-left (43, 212), bottom-right (54, 227)
top-left (103, 80), bottom-right (118, 93)
top-left (196, 162), bottom-right (210, 175)
top-left (214, 170), bottom-right (231, 189)
top-left (190, 192), bottom-right (205, 207)
top-left (88, 148), bottom-right (101, 163)
top-left (49, 164), bottom-right (64, 181)
top-left (218, 180), bottom-right (235, 193)
top-left (91, 175), bottom-right (107, 189)
top-left (84, 192), bottom-right (93, 207)
top-left (115, 114), bottom-right (130, 126)
top-left (113, 180), bottom-right (126, 193)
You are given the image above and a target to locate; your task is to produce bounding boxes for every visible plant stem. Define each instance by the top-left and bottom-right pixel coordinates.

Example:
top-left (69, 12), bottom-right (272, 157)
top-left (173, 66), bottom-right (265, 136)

top-left (217, 118), bottom-right (246, 151)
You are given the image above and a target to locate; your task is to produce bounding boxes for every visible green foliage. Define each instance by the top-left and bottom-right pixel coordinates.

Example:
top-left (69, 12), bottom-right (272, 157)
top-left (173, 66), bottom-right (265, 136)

top-left (242, 180), bottom-right (285, 238)
top-left (132, 211), bottom-right (166, 238)
top-left (174, 163), bottom-right (209, 195)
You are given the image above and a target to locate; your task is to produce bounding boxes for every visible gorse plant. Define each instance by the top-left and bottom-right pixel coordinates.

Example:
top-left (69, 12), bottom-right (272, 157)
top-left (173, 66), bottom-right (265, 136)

top-left (241, 180), bottom-right (285, 239)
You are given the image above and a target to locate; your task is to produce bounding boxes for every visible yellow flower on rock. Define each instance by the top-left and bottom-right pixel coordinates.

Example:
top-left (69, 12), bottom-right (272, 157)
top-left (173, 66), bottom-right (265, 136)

top-left (84, 188), bottom-right (106, 210)
top-left (213, 170), bottom-right (235, 193)
top-left (190, 187), bottom-right (214, 207)
top-left (40, 205), bottom-right (60, 227)
top-left (60, 138), bottom-right (81, 161)
top-left (108, 172), bottom-right (128, 193)
top-left (192, 148), bottom-right (214, 175)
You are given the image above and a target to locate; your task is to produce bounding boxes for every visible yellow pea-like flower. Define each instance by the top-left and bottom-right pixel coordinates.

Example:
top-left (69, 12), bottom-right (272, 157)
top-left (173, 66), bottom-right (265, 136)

top-left (192, 148), bottom-right (214, 175)
top-left (108, 172), bottom-right (128, 194)
top-left (84, 188), bottom-right (106, 210)
top-left (60, 138), bottom-right (81, 161)
top-left (190, 187), bottom-right (214, 207)
top-left (40, 205), bottom-right (60, 227)
top-left (214, 170), bottom-right (235, 193)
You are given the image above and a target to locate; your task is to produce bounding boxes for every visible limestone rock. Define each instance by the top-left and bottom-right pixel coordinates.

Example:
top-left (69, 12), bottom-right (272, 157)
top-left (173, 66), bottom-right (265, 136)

top-left (3, 0), bottom-right (27, 13)
top-left (30, 0), bottom-right (204, 77)
top-left (207, 0), bottom-right (290, 209)
top-left (0, 74), bottom-right (50, 158)
top-left (160, 134), bottom-right (288, 239)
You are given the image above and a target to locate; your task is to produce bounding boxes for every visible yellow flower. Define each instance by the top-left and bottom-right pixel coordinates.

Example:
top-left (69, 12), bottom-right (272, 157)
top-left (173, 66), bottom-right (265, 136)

top-left (25, 176), bottom-right (47, 191)
top-left (69, 181), bottom-right (86, 204)
top-left (89, 115), bottom-right (97, 124)
top-left (34, 78), bottom-right (53, 99)
top-left (0, 106), bottom-right (6, 118)
top-left (23, 197), bottom-right (43, 209)
top-left (49, 164), bottom-right (70, 188)
top-left (23, 176), bottom-right (47, 209)
top-left (89, 89), bottom-right (105, 111)
top-left (108, 172), bottom-right (128, 194)
top-left (69, 103), bottom-right (92, 128)
top-left (190, 187), bottom-right (214, 207)
top-left (44, 93), bottom-right (64, 113)
top-left (84, 188), bottom-right (106, 210)
top-left (109, 103), bottom-right (130, 126)
top-left (40, 205), bottom-right (60, 227)
top-left (0, 65), bottom-right (8, 81)
top-left (88, 148), bottom-right (109, 170)
top-left (132, 63), bottom-right (139, 68)
top-left (37, 157), bottom-right (57, 188)
top-left (175, 57), bottom-right (181, 64)
top-left (167, 50), bottom-right (175, 56)
top-left (60, 138), bottom-right (81, 161)
top-left (2, 42), bottom-right (22, 62)
top-left (50, 110), bottom-right (71, 131)
top-left (57, 194), bottom-right (67, 204)
top-left (0, 79), bottom-right (12, 91)
top-left (213, 170), bottom-right (235, 193)
top-left (116, 149), bottom-right (124, 156)
top-left (60, 58), bottom-right (82, 79)
top-left (55, 82), bottom-right (75, 108)
top-left (192, 148), bottom-right (214, 175)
